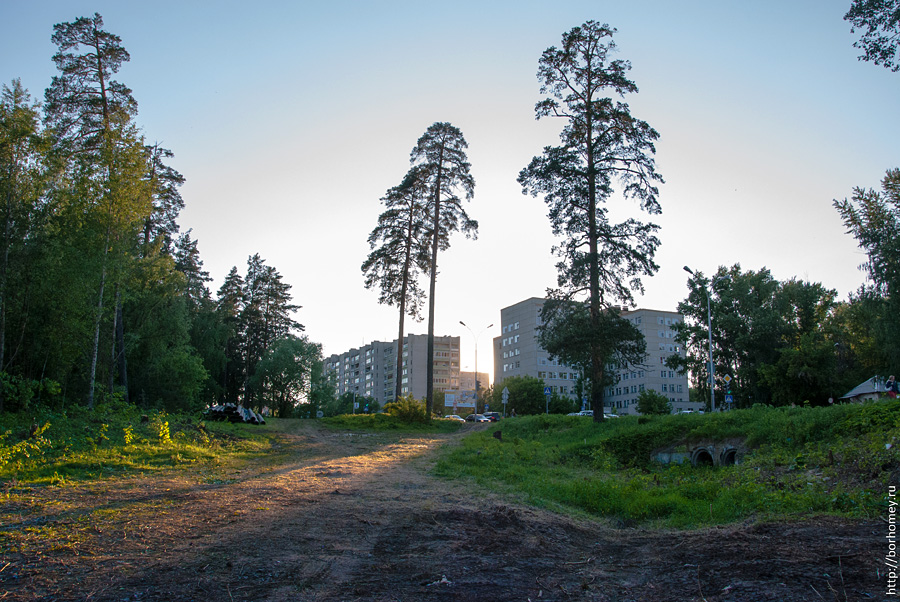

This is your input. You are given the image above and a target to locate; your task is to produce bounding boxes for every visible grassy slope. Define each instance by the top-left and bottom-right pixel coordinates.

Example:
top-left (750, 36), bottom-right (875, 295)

top-left (434, 402), bottom-right (898, 528)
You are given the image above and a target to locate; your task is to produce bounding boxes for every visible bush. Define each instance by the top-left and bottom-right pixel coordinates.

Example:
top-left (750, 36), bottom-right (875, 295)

top-left (636, 390), bottom-right (671, 415)
top-left (383, 395), bottom-right (430, 423)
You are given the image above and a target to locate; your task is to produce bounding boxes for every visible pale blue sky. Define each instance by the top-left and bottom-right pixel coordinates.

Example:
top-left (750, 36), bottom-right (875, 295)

top-left (3, 1), bottom-right (898, 380)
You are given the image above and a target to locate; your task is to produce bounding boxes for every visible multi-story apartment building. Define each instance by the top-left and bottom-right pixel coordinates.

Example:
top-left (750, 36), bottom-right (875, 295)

top-left (493, 298), bottom-right (582, 399)
top-left (604, 308), bottom-right (696, 415)
top-left (459, 371), bottom-right (490, 393)
top-left (323, 334), bottom-right (460, 405)
top-left (492, 298), bottom-right (695, 415)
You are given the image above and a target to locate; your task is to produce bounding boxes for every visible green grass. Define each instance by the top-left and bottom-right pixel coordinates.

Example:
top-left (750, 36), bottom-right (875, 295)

top-left (0, 401), bottom-right (277, 484)
top-left (320, 413), bottom-right (465, 433)
top-left (434, 402), bottom-right (899, 528)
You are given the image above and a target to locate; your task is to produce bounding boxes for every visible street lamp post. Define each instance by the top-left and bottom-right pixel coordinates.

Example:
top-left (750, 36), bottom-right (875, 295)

top-left (460, 321), bottom-right (493, 414)
top-left (683, 267), bottom-right (731, 412)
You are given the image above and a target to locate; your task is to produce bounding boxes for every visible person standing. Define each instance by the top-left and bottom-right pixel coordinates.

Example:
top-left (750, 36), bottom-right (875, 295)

top-left (886, 375), bottom-right (899, 398)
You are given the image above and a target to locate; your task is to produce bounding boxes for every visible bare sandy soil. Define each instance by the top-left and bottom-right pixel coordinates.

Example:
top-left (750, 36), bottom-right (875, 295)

top-left (0, 422), bottom-right (885, 601)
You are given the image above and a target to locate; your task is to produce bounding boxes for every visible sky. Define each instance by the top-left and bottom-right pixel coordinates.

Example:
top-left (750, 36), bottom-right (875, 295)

top-left (2, 1), bottom-right (898, 382)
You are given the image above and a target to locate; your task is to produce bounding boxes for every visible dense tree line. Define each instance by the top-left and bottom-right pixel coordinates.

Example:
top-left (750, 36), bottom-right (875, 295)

top-left (0, 14), bottom-right (319, 416)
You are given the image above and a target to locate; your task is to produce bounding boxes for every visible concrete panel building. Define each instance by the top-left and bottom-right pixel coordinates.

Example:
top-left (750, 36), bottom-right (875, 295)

top-left (492, 298), bottom-right (695, 415)
top-left (604, 308), bottom-right (697, 415)
top-left (459, 371), bottom-right (490, 393)
top-left (323, 334), bottom-right (460, 405)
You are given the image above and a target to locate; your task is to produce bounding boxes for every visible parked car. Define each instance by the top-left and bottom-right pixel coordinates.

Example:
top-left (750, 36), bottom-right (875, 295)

top-left (465, 413), bottom-right (491, 423)
top-left (577, 410), bottom-right (594, 417)
top-left (482, 412), bottom-right (501, 422)
top-left (444, 414), bottom-right (465, 422)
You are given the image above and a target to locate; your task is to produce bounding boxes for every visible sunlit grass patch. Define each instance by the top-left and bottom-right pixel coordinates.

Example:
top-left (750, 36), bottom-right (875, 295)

top-left (321, 413), bottom-right (464, 433)
top-left (0, 403), bottom-right (281, 484)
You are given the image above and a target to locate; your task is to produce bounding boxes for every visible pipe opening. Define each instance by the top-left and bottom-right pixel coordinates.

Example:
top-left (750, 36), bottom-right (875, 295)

top-left (691, 448), bottom-right (714, 467)
top-left (720, 448), bottom-right (737, 466)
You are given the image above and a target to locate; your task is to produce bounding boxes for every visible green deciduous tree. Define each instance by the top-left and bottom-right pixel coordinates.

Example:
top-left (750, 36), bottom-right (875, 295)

top-left (250, 335), bottom-right (322, 417)
top-left (0, 80), bottom-right (48, 412)
top-left (409, 122), bottom-right (478, 415)
top-left (636, 389), bottom-right (671, 415)
top-left (845, 0), bottom-right (900, 71)
top-left (671, 265), bottom-right (850, 408)
top-left (518, 21), bottom-right (662, 422)
top-left (491, 375), bottom-right (547, 415)
top-left (538, 299), bottom-right (645, 410)
top-left (834, 168), bottom-right (900, 369)
top-left (362, 166), bottom-right (430, 401)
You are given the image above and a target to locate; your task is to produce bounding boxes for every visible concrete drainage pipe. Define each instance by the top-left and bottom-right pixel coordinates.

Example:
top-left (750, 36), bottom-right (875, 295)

top-left (720, 447), bottom-right (738, 466)
top-left (690, 447), bottom-right (715, 467)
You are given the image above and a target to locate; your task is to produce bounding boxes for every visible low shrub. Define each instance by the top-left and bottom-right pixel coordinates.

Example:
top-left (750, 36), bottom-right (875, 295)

top-left (383, 396), bottom-right (430, 424)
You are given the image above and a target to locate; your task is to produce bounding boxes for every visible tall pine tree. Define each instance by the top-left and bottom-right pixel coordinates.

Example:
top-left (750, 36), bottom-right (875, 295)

top-left (409, 123), bottom-right (477, 415)
top-left (518, 22), bottom-right (663, 421)
top-left (361, 166), bottom-right (431, 401)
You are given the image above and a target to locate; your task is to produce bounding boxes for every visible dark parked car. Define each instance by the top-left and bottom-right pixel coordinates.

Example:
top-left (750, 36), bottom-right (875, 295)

top-left (465, 413), bottom-right (491, 423)
top-left (482, 412), bottom-right (501, 422)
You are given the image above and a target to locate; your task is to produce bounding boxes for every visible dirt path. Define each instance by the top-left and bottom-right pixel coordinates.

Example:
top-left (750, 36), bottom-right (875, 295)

top-left (0, 423), bottom-right (884, 601)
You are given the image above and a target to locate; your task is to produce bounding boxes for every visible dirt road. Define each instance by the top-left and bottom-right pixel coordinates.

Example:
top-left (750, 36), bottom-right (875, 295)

top-left (0, 422), bottom-right (884, 601)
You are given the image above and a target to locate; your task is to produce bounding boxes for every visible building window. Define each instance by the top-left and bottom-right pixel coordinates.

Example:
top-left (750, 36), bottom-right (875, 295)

top-left (514, 322), bottom-right (520, 330)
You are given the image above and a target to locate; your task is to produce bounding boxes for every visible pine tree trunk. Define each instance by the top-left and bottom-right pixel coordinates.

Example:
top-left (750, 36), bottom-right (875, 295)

top-left (586, 118), bottom-right (605, 423)
top-left (425, 147), bottom-right (445, 417)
